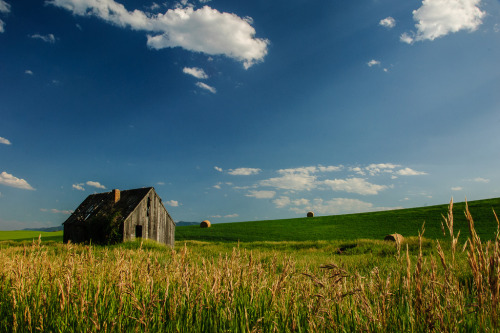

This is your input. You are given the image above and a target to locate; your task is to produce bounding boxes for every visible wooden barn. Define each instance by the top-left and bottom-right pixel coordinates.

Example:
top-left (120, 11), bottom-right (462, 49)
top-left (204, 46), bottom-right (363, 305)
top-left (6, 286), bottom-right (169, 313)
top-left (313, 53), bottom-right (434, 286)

top-left (63, 187), bottom-right (175, 246)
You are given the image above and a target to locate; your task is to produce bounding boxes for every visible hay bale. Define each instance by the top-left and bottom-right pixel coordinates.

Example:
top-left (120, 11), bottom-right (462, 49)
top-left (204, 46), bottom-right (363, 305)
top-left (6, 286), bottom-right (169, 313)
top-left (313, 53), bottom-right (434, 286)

top-left (200, 220), bottom-right (211, 228)
top-left (384, 233), bottom-right (404, 243)
top-left (307, 211), bottom-right (314, 218)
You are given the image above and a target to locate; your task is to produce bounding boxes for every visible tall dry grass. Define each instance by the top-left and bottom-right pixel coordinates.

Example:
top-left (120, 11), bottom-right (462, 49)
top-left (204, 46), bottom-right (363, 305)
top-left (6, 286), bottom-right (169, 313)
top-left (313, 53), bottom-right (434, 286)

top-left (0, 200), bottom-right (499, 332)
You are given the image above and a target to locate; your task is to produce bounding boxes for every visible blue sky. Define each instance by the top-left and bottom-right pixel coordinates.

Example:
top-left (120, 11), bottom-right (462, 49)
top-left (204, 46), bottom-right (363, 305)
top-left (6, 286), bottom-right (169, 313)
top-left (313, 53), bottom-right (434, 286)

top-left (1, 0), bottom-right (499, 230)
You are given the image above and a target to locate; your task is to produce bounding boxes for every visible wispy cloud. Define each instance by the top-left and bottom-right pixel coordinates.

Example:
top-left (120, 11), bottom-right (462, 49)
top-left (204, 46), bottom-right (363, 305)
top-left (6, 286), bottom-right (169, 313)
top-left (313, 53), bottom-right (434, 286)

top-left (472, 177), bottom-right (489, 183)
top-left (245, 190), bottom-right (276, 199)
top-left (0, 171), bottom-right (35, 190)
top-left (367, 59), bottom-right (381, 67)
top-left (86, 181), bottom-right (106, 189)
top-left (25, 70), bottom-right (34, 75)
top-left (0, 136), bottom-right (11, 145)
top-left (72, 183), bottom-right (85, 191)
top-left (30, 33), bottom-right (56, 43)
top-left (451, 186), bottom-right (463, 191)
top-left (228, 168), bottom-right (261, 176)
top-left (47, 0), bottom-right (269, 68)
top-left (165, 200), bottom-right (179, 207)
top-left (196, 82), bottom-right (216, 93)
top-left (379, 16), bottom-right (396, 28)
top-left (183, 67), bottom-right (208, 79)
top-left (41, 208), bottom-right (73, 214)
top-left (0, 0), bottom-right (10, 13)
top-left (214, 166), bottom-right (223, 172)
top-left (323, 177), bottom-right (388, 195)
top-left (401, 0), bottom-right (485, 44)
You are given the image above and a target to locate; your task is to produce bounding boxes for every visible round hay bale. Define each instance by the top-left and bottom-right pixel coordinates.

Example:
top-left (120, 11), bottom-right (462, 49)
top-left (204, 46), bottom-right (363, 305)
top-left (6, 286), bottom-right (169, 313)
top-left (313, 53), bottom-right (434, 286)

top-left (200, 220), bottom-right (211, 228)
top-left (307, 211), bottom-right (314, 218)
top-left (384, 233), bottom-right (404, 243)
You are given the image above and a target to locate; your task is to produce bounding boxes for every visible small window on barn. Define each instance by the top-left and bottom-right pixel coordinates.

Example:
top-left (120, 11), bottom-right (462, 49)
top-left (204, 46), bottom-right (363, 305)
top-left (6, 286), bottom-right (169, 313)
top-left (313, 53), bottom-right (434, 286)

top-left (135, 225), bottom-right (143, 238)
top-left (147, 197), bottom-right (151, 217)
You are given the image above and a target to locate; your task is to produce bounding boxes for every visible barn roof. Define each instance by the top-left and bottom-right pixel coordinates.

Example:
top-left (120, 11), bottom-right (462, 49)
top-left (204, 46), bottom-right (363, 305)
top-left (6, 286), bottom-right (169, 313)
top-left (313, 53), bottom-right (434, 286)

top-left (64, 187), bottom-right (154, 226)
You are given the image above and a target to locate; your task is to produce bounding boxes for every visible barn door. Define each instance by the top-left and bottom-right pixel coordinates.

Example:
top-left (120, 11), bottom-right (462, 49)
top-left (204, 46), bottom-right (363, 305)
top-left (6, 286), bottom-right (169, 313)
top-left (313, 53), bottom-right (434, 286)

top-left (135, 225), bottom-right (143, 238)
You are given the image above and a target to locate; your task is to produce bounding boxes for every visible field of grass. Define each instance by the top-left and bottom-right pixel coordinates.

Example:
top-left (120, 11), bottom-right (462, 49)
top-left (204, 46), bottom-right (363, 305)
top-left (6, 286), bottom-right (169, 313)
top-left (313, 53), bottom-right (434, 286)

top-left (0, 230), bottom-right (63, 242)
top-left (1, 199), bottom-right (500, 331)
top-left (176, 197), bottom-right (500, 243)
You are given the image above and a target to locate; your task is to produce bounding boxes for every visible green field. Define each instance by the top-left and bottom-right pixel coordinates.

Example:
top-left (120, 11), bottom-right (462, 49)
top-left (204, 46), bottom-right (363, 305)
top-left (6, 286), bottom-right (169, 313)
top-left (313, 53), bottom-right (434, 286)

top-left (0, 230), bottom-right (63, 242)
top-left (176, 198), bottom-right (500, 243)
top-left (1, 198), bottom-right (500, 331)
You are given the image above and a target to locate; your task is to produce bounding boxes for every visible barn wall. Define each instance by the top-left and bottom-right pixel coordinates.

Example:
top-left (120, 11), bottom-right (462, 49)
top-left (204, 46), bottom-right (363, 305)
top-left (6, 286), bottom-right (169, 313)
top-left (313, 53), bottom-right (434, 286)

top-left (122, 189), bottom-right (175, 246)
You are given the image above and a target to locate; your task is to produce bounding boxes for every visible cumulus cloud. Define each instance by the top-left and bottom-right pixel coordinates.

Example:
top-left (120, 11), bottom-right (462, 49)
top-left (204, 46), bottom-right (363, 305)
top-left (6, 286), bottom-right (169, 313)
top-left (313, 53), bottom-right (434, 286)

top-left (367, 59), bottom-right (381, 67)
top-left (183, 67), bottom-right (208, 79)
top-left (395, 167), bottom-right (427, 176)
top-left (0, 136), bottom-right (11, 145)
top-left (30, 33), bottom-right (56, 43)
top-left (86, 181), bottom-right (106, 189)
top-left (196, 82), bottom-right (216, 93)
top-left (228, 168), bottom-right (261, 176)
top-left (72, 183), bottom-right (85, 191)
top-left (273, 196), bottom-right (291, 208)
top-left (379, 16), bottom-right (396, 28)
top-left (245, 190), bottom-right (276, 199)
top-left (0, 0), bottom-right (10, 13)
top-left (165, 200), bottom-right (179, 207)
top-left (260, 169), bottom-right (317, 191)
top-left (214, 166), bottom-right (223, 172)
top-left (47, 0), bottom-right (269, 68)
top-left (323, 177), bottom-right (388, 195)
top-left (291, 198), bottom-right (376, 215)
top-left (401, 0), bottom-right (485, 44)
top-left (0, 171), bottom-right (35, 190)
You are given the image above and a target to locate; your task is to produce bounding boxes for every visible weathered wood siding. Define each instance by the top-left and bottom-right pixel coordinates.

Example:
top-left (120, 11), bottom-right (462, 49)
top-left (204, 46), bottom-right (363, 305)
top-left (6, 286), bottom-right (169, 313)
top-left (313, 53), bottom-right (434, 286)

top-left (123, 189), bottom-right (175, 247)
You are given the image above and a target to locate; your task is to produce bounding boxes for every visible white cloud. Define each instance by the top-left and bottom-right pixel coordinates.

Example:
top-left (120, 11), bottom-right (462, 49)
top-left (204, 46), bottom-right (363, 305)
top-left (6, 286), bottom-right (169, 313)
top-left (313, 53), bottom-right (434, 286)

top-left (0, 136), bottom-right (11, 145)
top-left (183, 67), bottom-right (208, 79)
top-left (25, 70), bottom-right (34, 75)
top-left (47, 0), bottom-right (269, 68)
top-left (41, 208), bottom-right (73, 214)
top-left (402, 0), bottom-right (485, 43)
top-left (213, 183), bottom-right (221, 189)
top-left (260, 170), bottom-right (317, 191)
top-left (273, 196), bottom-right (291, 208)
top-left (157, 181), bottom-right (165, 185)
top-left (165, 200), bottom-right (179, 207)
top-left (472, 177), bottom-right (489, 183)
top-left (224, 213), bottom-right (238, 218)
top-left (72, 183), bottom-right (85, 191)
top-left (30, 33), bottom-right (56, 43)
top-left (323, 177), bottom-right (388, 195)
top-left (379, 16), bottom-right (396, 28)
top-left (367, 59), bottom-right (381, 67)
top-left (228, 167), bottom-right (261, 176)
top-left (400, 32), bottom-right (415, 44)
top-left (196, 82), bottom-right (216, 93)
top-left (0, 19), bottom-right (5, 33)
top-left (0, 171), bottom-right (35, 190)
top-left (365, 163), bottom-right (399, 175)
top-left (0, 0), bottom-right (10, 13)
top-left (318, 165), bottom-right (343, 172)
top-left (291, 198), bottom-right (376, 215)
top-left (292, 198), bottom-right (310, 206)
top-left (395, 167), bottom-right (427, 176)
top-left (214, 166), bottom-right (223, 172)
top-left (86, 181), bottom-right (106, 189)
top-left (451, 186), bottom-right (463, 191)
top-left (245, 190), bottom-right (276, 199)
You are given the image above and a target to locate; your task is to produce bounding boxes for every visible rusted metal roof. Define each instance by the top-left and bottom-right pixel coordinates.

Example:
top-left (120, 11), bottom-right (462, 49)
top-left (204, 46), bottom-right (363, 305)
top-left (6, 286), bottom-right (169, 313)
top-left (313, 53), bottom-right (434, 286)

top-left (64, 187), bottom-right (153, 226)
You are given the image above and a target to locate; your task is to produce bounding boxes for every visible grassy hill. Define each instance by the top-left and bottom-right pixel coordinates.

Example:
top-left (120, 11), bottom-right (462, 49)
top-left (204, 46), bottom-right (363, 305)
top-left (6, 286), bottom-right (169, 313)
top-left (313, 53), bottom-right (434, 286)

top-left (176, 198), bottom-right (500, 243)
top-left (1, 197), bottom-right (499, 244)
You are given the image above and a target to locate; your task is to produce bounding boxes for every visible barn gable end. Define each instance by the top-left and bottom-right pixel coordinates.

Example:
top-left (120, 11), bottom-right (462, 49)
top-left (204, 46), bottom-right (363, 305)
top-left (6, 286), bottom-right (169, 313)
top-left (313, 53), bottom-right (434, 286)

top-left (63, 187), bottom-right (175, 246)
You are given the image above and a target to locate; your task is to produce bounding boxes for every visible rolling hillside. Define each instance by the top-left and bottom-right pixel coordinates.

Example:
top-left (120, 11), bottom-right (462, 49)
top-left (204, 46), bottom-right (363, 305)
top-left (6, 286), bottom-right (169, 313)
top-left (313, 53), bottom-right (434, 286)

top-left (175, 198), bottom-right (500, 243)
